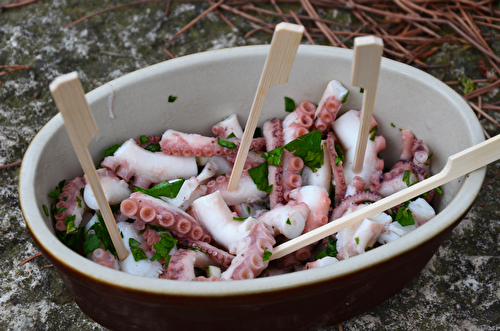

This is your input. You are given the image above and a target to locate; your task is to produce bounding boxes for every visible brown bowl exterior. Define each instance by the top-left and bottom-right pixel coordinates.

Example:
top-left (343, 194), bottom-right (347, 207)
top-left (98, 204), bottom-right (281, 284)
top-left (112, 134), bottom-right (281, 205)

top-left (20, 45), bottom-right (486, 331)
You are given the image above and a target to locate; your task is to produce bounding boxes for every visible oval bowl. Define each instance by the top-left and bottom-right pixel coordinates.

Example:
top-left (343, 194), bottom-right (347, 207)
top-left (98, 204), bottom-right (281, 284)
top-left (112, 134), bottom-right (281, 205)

top-left (19, 45), bottom-right (485, 331)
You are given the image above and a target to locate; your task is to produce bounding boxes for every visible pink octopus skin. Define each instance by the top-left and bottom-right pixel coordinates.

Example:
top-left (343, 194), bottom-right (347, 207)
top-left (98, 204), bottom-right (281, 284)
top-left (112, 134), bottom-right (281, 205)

top-left (225, 151), bottom-right (266, 172)
top-left (313, 80), bottom-right (348, 135)
top-left (205, 171), bottom-right (267, 206)
top-left (212, 114), bottom-right (243, 139)
top-left (166, 249), bottom-right (220, 281)
top-left (282, 101), bottom-right (316, 144)
top-left (91, 248), bottom-right (118, 269)
top-left (326, 132), bottom-right (347, 204)
top-left (282, 150), bottom-right (304, 201)
top-left (303, 256), bottom-right (339, 270)
top-left (54, 176), bottom-right (86, 232)
top-left (160, 129), bottom-right (266, 158)
top-left (263, 118), bottom-right (285, 208)
top-left (221, 222), bottom-right (276, 280)
top-left (331, 191), bottom-right (384, 221)
top-left (289, 186), bottom-right (331, 261)
top-left (120, 192), bottom-right (211, 242)
top-left (101, 139), bottom-right (198, 189)
top-left (176, 238), bottom-right (234, 269)
top-left (400, 130), bottom-right (431, 173)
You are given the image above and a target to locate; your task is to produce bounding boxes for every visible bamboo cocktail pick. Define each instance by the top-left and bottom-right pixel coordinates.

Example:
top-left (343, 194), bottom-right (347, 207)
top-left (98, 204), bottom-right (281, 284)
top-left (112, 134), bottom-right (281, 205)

top-left (227, 22), bottom-right (304, 191)
top-left (351, 36), bottom-right (384, 174)
top-left (271, 133), bottom-right (500, 260)
top-left (50, 72), bottom-right (129, 261)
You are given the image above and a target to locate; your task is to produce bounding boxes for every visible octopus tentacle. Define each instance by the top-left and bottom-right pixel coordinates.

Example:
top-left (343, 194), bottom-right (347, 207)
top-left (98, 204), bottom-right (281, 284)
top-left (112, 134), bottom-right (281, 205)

top-left (313, 80), bottom-right (348, 135)
top-left (282, 150), bottom-right (304, 201)
top-left (212, 114), bottom-right (243, 139)
top-left (283, 101), bottom-right (316, 144)
top-left (400, 130), bottom-right (431, 173)
top-left (83, 168), bottom-right (131, 211)
top-left (331, 191), bottom-right (384, 221)
top-left (326, 131), bottom-right (347, 204)
top-left (120, 192), bottom-right (211, 242)
top-left (54, 176), bottom-right (87, 232)
top-left (91, 248), bottom-right (119, 269)
top-left (101, 139), bottom-right (198, 189)
top-left (166, 249), bottom-right (220, 281)
top-left (176, 238), bottom-right (234, 269)
top-left (256, 201), bottom-right (309, 239)
top-left (221, 222), bottom-right (276, 280)
top-left (263, 118), bottom-right (285, 208)
top-left (205, 171), bottom-right (267, 206)
top-left (160, 129), bottom-right (266, 158)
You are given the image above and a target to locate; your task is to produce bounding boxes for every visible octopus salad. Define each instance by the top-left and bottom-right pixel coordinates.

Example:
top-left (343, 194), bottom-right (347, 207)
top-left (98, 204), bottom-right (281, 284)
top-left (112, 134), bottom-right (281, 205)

top-left (47, 80), bottom-right (439, 281)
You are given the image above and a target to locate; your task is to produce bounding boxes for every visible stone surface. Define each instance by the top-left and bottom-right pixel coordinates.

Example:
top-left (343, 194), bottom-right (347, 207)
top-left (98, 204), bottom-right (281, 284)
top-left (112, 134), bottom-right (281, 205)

top-left (1, 1), bottom-right (499, 330)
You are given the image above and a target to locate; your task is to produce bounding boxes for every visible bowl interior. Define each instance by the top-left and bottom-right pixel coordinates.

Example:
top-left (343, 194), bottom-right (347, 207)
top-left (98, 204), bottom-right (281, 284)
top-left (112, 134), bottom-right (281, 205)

top-left (20, 45), bottom-right (485, 295)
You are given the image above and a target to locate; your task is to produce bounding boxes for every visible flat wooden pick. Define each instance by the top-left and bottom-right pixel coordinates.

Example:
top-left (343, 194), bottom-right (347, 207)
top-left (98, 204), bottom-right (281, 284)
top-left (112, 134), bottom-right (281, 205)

top-left (351, 36), bottom-right (384, 174)
top-left (49, 72), bottom-right (129, 261)
top-left (227, 22), bottom-right (304, 191)
top-left (271, 133), bottom-right (500, 260)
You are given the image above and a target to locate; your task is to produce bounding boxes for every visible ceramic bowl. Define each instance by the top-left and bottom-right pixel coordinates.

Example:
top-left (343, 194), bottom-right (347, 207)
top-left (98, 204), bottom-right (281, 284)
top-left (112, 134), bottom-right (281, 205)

top-left (19, 45), bottom-right (485, 331)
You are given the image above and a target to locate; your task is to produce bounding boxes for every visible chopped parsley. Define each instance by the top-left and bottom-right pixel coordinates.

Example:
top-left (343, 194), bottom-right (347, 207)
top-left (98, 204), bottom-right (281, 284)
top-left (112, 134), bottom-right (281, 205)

top-left (64, 215), bottom-right (77, 235)
top-left (286, 218), bottom-right (291, 225)
top-left (359, 87), bottom-right (364, 93)
top-left (315, 236), bottom-right (338, 259)
top-left (134, 179), bottom-right (184, 199)
top-left (139, 135), bottom-right (149, 144)
top-left (131, 247), bottom-right (148, 262)
top-left (145, 143), bottom-right (161, 152)
top-left (247, 206), bottom-right (251, 215)
top-left (150, 233), bottom-right (178, 262)
top-left (42, 205), bottom-right (49, 217)
top-left (392, 201), bottom-right (415, 226)
top-left (168, 95), bottom-right (177, 103)
top-left (147, 224), bottom-right (171, 233)
top-left (97, 144), bottom-right (121, 168)
top-left (85, 212), bottom-right (117, 257)
top-left (48, 180), bottom-right (66, 199)
top-left (57, 227), bottom-right (86, 253)
top-left (129, 238), bottom-right (141, 247)
top-left (253, 127), bottom-right (262, 138)
top-left (83, 233), bottom-right (100, 255)
top-left (233, 216), bottom-right (246, 221)
top-left (342, 90), bottom-right (350, 103)
top-left (284, 130), bottom-right (324, 172)
top-left (227, 132), bottom-right (236, 139)
top-left (76, 195), bottom-right (82, 208)
top-left (248, 162), bottom-right (270, 192)
top-left (284, 96), bottom-right (296, 112)
top-left (435, 187), bottom-right (442, 195)
top-left (55, 206), bottom-right (67, 215)
top-left (334, 144), bottom-right (344, 166)
top-left (262, 146), bottom-right (284, 167)
top-left (217, 137), bottom-right (237, 149)
top-left (262, 247), bottom-right (272, 262)
top-left (369, 125), bottom-right (378, 141)
top-left (391, 122), bottom-right (396, 128)
top-left (355, 237), bottom-right (360, 245)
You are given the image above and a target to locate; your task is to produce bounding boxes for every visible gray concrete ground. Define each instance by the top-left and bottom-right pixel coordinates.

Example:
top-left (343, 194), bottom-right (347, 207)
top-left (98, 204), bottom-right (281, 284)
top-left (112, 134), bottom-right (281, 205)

top-left (1, 1), bottom-right (499, 330)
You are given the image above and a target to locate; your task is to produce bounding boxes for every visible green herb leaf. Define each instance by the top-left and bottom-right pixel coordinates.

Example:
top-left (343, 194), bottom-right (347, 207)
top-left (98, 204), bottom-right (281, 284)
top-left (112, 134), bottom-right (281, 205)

top-left (168, 95), bottom-right (177, 103)
top-left (89, 212), bottom-right (117, 257)
top-left (355, 237), bottom-right (360, 245)
top-left (42, 205), bottom-right (49, 217)
top-left (55, 206), bottom-right (67, 215)
top-left (139, 135), bottom-right (149, 144)
top-left (394, 206), bottom-right (415, 226)
top-left (284, 96), bottom-right (296, 112)
top-left (262, 146), bottom-right (284, 166)
top-left (359, 87), bottom-right (364, 93)
top-left (435, 187), bottom-right (442, 195)
top-left (131, 247), bottom-right (148, 261)
top-left (286, 218), bottom-right (291, 225)
top-left (262, 247), bottom-right (272, 262)
top-left (334, 144), bottom-right (344, 166)
top-left (48, 180), bottom-right (66, 198)
top-left (233, 217), bottom-right (246, 221)
top-left (391, 122), bottom-right (396, 128)
top-left (314, 236), bottom-right (338, 259)
top-left (217, 137), bottom-right (237, 150)
top-left (342, 90), bottom-right (350, 103)
top-left (227, 132), bottom-right (236, 139)
top-left (83, 233), bottom-right (101, 255)
top-left (253, 127), bottom-right (262, 138)
top-left (147, 224), bottom-right (171, 233)
top-left (76, 195), bottom-right (82, 208)
top-left (285, 130), bottom-right (324, 172)
top-left (150, 233), bottom-right (178, 262)
top-left (403, 170), bottom-right (411, 186)
top-left (369, 125), bottom-right (378, 141)
top-left (247, 206), bottom-right (251, 215)
top-left (145, 143), bottom-right (161, 152)
top-left (248, 162), bottom-right (269, 192)
top-left (129, 238), bottom-right (141, 247)
top-left (134, 179), bottom-right (185, 199)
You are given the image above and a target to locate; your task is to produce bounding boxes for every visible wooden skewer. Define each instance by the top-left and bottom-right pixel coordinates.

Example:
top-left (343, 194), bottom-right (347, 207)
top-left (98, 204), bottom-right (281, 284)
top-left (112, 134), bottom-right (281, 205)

top-left (49, 72), bottom-right (129, 261)
top-left (351, 36), bottom-right (384, 174)
top-left (227, 22), bottom-right (304, 191)
top-left (271, 133), bottom-right (500, 260)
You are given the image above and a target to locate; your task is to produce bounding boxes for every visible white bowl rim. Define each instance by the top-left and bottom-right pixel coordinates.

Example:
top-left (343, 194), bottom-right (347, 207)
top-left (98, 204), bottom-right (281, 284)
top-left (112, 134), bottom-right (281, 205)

top-left (19, 44), bottom-right (485, 297)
